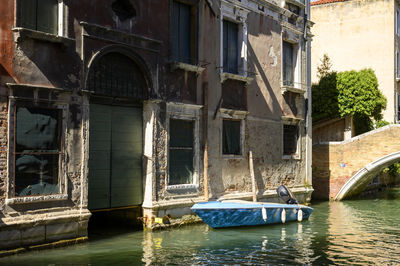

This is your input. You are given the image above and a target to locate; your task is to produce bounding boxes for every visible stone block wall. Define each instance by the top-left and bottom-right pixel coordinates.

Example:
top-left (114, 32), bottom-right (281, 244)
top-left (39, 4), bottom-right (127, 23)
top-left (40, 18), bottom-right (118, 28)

top-left (0, 209), bottom-right (90, 250)
top-left (313, 125), bottom-right (400, 199)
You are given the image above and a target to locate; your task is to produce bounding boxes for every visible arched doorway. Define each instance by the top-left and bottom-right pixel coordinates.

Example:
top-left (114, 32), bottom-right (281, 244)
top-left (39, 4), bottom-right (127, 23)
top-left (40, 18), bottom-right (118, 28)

top-left (86, 51), bottom-right (149, 210)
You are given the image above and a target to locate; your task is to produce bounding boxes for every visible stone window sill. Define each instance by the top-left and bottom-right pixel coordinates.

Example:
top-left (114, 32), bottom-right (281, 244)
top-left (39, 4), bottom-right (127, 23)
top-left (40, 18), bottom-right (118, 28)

top-left (6, 194), bottom-right (69, 205)
top-left (222, 154), bottom-right (244, 159)
top-left (281, 85), bottom-right (306, 94)
top-left (165, 184), bottom-right (200, 195)
top-left (170, 62), bottom-right (205, 75)
top-left (286, 0), bottom-right (305, 8)
top-left (12, 27), bottom-right (75, 47)
top-left (220, 108), bottom-right (248, 119)
top-left (220, 72), bottom-right (253, 85)
top-left (282, 154), bottom-right (301, 160)
top-left (282, 115), bottom-right (303, 123)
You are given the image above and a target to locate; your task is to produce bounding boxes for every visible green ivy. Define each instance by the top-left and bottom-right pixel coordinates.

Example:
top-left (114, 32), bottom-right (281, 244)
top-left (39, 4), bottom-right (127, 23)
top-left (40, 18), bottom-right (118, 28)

top-left (312, 68), bottom-right (387, 135)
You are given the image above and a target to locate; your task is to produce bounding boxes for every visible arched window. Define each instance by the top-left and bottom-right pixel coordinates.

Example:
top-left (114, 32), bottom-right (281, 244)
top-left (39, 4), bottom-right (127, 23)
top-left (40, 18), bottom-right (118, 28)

top-left (87, 52), bottom-right (148, 99)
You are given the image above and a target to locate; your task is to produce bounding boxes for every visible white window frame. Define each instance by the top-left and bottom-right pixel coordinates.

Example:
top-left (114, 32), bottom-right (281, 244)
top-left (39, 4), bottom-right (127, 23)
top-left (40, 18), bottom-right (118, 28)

top-left (220, 108), bottom-right (247, 159)
top-left (220, 0), bottom-right (249, 77)
top-left (6, 97), bottom-right (68, 204)
top-left (57, 0), bottom-right (64, 36)
top-left (165, 102), bottom-right (201, 190)
top-left (282, 118), bottom-right (302, 160)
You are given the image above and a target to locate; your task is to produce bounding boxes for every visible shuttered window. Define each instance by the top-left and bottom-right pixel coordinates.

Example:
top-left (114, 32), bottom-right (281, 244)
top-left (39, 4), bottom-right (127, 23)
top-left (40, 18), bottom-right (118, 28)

top-left (283, 124), bottom-right (299, 155)
top-left (18, 0), bottom-right (58, 35)
top-left (223, 20), bottom-right (239, 74)
top-left (171, 1), bottom-right (192, 64)
top-left (397, 94), bottom-right (400, 121)
top-left (283, 41), bottom-right (294, 86)
top-left (222, 119), bottom-right (241, 155)
top-left (397, 51), bottom-right (400, 78)
top-left (169, 119), bottom-right (194, 185)
top-left (14, 106), bottom-right (62, 196)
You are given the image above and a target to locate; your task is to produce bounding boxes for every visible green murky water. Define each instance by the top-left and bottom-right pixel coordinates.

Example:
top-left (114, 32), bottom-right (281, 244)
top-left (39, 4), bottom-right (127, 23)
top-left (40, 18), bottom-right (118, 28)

top-left (2, 188), bottom-right (400, 265)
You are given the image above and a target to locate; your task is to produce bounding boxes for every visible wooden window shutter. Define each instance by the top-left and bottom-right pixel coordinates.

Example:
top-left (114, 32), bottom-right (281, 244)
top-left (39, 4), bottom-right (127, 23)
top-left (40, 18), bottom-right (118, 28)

top-left (172, 1), bottom-right (191, 63)
top-left (223, 20), bottom-right (238, 74)
top-left (283, 41), bottom-right (294, 86)
top-left (171, 2), bottom-right (181, 61)
top-left (37, 0), bottom-right (58, 34)
top-left (19, 0), bottom-right (37, 30)
top-left (178, 3), bottom-right (191, 63)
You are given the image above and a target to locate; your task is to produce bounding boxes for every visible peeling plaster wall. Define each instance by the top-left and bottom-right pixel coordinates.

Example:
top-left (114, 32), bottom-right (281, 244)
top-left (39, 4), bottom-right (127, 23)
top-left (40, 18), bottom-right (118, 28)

top-left (207, 9), bottom-right (308, 199)
top-left (0, 0), bottom-right (88, 250)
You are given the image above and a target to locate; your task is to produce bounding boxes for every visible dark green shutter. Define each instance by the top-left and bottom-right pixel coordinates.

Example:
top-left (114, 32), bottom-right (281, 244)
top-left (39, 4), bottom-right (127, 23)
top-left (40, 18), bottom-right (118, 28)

top-left (19, 0), bottom-right (37, 30)
top-left (172, 1), bottom-right (191, 63)
top-left (37, 0), bottom-right (58, 34)
top-left (223, 20), bottom-right (238, 74)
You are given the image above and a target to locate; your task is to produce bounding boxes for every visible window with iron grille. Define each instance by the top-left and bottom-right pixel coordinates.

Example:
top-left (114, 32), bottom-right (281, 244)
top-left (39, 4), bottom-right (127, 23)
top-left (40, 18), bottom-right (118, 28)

top-left (87, 52), bottom-right (148, 99)
top-left (13, 105), bottom-right (62, 197)
top-left (283, 41), bottom-right (294, 87)
top-left (283, 124), bottom-right (299, 156)
top-left (223, 20), bottom-right (239, 74)
top-left (171, 1), bottom-right (194, 64)
top-left (169, 119), bottom-right (194, 185)
top-left (222, 119), bottom-right (241, 155)
top-left (18, 0), bottom-right (59, 35)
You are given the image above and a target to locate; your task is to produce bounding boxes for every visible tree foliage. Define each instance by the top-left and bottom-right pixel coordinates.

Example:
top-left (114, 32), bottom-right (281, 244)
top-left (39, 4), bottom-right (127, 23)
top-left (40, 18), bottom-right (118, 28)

top-left (312, 68), bottom-right (387, 135)
top-left (316, 54), bottom-right (333, 80)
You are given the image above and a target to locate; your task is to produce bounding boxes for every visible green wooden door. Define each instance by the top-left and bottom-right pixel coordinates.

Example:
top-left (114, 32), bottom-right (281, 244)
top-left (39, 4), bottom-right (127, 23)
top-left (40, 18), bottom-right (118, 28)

top-left (88, 104), bottom-right (143, 210)
top-left (88, 104), bottom-right (112, 210)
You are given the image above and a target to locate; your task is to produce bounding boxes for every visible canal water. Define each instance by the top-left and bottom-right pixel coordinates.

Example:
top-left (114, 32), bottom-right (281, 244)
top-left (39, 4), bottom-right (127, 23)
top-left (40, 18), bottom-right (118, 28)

top-left (2, 188), bottom-right (400, 265)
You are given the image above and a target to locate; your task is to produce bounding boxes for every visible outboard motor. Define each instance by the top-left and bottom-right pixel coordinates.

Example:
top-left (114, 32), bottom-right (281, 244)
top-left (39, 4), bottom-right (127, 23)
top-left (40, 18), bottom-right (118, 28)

top-left (276, 185), bottom-right (298, 205)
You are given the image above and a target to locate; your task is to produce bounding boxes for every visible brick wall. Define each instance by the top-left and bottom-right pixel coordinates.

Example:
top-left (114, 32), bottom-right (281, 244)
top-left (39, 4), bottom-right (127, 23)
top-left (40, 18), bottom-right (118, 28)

top-left (312, 125), bottom-right (400, 199)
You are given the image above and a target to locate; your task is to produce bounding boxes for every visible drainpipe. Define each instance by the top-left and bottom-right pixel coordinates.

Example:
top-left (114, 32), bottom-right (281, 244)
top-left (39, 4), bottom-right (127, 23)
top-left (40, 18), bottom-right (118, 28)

top-left (304, 2), bottom-right (312, 190)
top-left (203, 82), bottom-right (209, 201)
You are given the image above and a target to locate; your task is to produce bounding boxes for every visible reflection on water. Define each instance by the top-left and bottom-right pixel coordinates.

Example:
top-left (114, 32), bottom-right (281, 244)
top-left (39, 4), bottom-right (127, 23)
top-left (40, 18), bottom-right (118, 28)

top-left (2, 189), bottom-right (400, 265)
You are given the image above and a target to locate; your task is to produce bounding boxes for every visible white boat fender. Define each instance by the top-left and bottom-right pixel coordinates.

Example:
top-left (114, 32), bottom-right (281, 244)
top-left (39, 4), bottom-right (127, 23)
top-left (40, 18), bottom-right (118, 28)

top-left (281, 208), bottom-right (286, 224)
top-left (297, 209), bottom-right (303, 222)
top-left (262, 207), bottom-right (267, 222)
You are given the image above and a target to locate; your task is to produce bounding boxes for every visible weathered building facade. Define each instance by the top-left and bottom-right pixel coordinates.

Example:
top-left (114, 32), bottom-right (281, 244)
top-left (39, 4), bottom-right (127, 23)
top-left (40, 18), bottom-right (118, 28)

top-left (0, 0), bottom-right (312, 251)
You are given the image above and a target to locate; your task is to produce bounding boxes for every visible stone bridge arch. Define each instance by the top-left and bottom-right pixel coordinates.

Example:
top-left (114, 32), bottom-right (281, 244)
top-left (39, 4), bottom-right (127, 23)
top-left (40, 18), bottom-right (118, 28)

top-left (312, 125), bottom-right (400, 200)
top-left (334, 151), bottom-right (400, 200)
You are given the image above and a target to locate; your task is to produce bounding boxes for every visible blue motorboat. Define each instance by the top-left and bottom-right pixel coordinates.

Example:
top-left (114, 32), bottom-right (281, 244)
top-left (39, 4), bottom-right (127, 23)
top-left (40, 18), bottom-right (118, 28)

top-left (191, 186), bottom-right (313, 228)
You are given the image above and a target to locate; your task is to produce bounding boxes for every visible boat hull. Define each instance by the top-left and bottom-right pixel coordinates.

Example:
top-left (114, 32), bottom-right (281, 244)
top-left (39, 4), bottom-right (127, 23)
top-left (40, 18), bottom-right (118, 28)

top-left (191, 201), bottom-right (313, 228)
